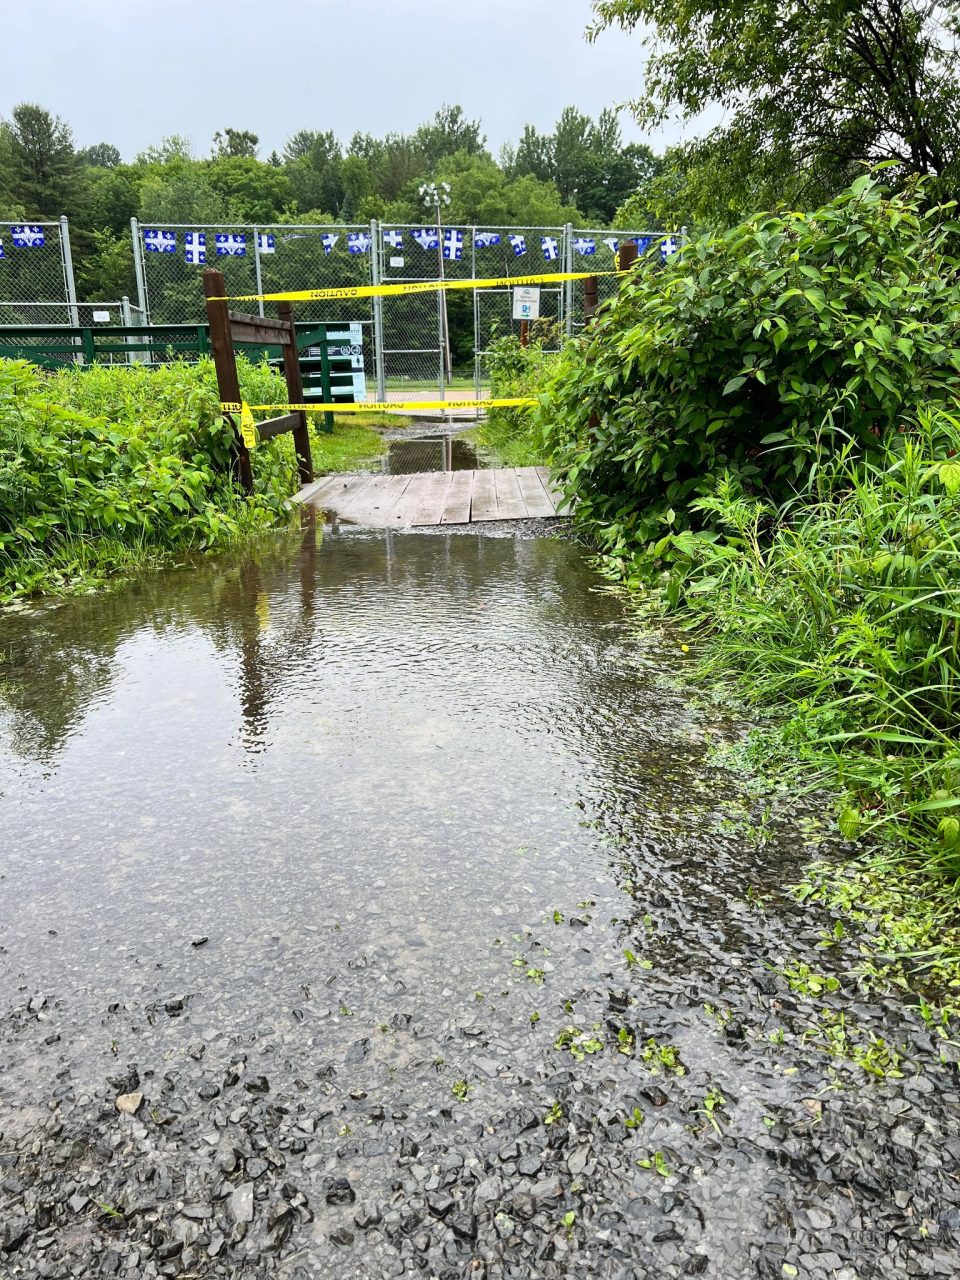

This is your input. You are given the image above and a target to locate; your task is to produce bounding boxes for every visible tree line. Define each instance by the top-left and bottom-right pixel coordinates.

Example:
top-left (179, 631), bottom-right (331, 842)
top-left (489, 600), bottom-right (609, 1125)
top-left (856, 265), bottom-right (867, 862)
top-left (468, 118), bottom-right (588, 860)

top-left (0, 102), bottom-right (663, 304)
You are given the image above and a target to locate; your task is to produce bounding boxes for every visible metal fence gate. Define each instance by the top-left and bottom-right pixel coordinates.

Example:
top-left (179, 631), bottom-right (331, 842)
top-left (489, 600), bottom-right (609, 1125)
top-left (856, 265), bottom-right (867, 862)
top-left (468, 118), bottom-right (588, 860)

top-left (0, 217), bottom-right (79, 326)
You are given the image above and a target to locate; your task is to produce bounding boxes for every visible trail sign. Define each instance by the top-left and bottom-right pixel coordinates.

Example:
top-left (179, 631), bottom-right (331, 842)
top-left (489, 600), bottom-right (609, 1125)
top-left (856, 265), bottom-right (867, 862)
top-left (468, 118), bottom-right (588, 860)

top-left (512, 286), bottom-right (541, 321)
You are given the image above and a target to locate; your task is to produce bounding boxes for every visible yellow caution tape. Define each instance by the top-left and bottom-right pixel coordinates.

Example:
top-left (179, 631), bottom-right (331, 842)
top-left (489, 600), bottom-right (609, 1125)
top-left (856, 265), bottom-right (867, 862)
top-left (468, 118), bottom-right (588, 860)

top-left (239, 401), bottom-right (258, 448)
top-left (208, 270), bottom-right (623, 304)
top-left (222, 397), bottom-right (536, 415)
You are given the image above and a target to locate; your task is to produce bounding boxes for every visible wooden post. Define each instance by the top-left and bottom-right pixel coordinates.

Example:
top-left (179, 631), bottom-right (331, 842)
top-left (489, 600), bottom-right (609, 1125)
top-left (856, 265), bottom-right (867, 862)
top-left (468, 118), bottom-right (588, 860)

top-left (583, 274), bottom-right (599, 321)
top-left (277, 300), bottom-right (313, 486)
top-left (616, 240), bottom-right (639, 273)
top-left (204, 267), bottom-right (253, 494)
top-left (519, 319), bottom-right (529, 348)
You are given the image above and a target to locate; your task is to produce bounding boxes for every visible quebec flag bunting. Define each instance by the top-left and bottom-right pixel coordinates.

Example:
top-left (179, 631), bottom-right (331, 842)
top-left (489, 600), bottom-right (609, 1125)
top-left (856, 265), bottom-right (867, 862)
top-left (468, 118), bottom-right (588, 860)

top-left (443, 228), bottom-right (463, 261)
top-left (11, 224), bottom-right (45, 248)
top-left (257, 233), bottom-right (275, 254)
top-left (0, 238), bottom-right (5, 259)
top-left (661, 235), bottom-right (679, 259)
top-left (474, 231), bottom-right (501, 248)
top-left (411, 227), bottom-right (439, 250)
top-left (348, 231), bottom-right (371, 254)
top-left (634, 236), bottom-right (653, 254)
top-left (143, 228), bottom-right (176, 253)
top-left (383, 229), bottom-right (404, 250)
top-left (573, 236), bottom-right (596, 256)
top-left (216, 233), bottom-right (246, 257)
top-left (184, 231), bottom-right (206, 265)
top-left (541, 236), bottom-right (559, 262)
top-left (508, 234), bottom-right (526, 257)
top-left (320, 232), bottom-right (339, 255)
top-left (603, 236), bottom-right (618, 253)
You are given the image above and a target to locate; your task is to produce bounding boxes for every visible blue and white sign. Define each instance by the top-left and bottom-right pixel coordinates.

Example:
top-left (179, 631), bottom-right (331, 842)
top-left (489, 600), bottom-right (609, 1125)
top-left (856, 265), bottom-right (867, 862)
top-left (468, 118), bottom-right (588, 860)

top-left (0, 238), bottom-right (5, 259)
top-left (474, 231), bottom-right (501, 248)
top-left (216, 233), bottom-right (246, 257)
top-left (320, 232), bottom-right (339, 255)
top-left (257, 233), bottom-right (275, 254)
top-left (508, 234), bottom-right (526, 257)
top-left (541, 236), bottom-right (559, 262)
top-left (635, 236), bottom-right (653, 254)
top-left (603, 236), bottom-right (618, 253)
top-left (573, 236), bottom-right (596, 256)
top-left (347, 231), bottom-right (371, 254)
top-left (143, 228), bottom-right (176, 253)
top-left (184, 231), bottom-right (206, 264)
top-left (443, 228), bottom-right (463, 261)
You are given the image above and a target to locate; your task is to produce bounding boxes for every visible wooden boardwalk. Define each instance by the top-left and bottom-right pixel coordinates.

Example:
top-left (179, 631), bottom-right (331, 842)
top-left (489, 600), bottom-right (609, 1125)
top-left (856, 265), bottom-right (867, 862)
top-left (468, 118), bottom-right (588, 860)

top-left (295, 467), bottom-right (563, 528)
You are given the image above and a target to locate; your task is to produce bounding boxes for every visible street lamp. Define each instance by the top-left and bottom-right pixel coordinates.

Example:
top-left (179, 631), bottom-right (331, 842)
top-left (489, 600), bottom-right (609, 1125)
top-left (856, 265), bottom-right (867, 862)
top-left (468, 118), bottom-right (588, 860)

top-left (419, 180), bottom-right (453, 387)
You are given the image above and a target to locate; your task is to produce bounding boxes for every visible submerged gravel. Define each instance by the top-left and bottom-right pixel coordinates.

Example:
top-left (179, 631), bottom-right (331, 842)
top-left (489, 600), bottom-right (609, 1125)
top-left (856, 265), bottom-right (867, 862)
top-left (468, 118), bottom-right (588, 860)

top-left (0, 527), bottom-right (957, 1279)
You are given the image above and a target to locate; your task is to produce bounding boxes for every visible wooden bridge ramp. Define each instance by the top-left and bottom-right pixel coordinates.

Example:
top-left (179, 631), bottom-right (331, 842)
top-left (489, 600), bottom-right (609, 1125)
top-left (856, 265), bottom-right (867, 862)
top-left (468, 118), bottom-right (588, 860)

top-left (295, 467), bottom-right (563, 528)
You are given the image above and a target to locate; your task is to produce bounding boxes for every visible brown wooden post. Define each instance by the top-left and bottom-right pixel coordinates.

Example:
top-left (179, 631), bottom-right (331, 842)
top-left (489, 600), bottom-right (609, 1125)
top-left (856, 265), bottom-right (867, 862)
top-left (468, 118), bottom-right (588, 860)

top-left (519, 319), bottom-right (529, 348)
top-left (616, 240), bottom-right (639, 273)
top-left (583, 274), bottom-right (599, 321)
top-left (277, 300), bottom-right (313, 486)
top-left (204, 267), bottom-right (253, 494)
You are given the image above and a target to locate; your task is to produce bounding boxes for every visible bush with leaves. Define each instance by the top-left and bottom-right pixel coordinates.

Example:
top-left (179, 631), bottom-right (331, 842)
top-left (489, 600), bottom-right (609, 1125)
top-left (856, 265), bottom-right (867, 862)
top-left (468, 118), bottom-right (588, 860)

top-left (0, 357), bottom-right (298, 599)
top-left (541, 173), bottom-right (960, 559)
top-left (474, 325), bottom-right (559, 466)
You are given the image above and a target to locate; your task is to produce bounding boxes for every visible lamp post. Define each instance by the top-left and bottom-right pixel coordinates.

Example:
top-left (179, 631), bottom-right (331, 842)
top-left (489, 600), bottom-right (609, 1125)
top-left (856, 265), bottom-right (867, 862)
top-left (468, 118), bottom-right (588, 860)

top-left (419, 180), bottom-right (453, 387)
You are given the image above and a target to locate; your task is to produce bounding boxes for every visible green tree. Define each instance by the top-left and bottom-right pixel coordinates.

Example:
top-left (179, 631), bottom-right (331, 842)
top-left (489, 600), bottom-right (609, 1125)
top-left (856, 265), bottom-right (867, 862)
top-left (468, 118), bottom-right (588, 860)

top-left (3, 102), bottom-right (83, 216)
top-left (212, 127), bottom-right (259, 159)
top-left (283, 130), bottom-right (343, 215)
top-left (415, 104), bottom-right (487, 167)
top-left (589, 0), bottom-right (960, 219)
top-left (79, 142), bottom-right (121, 168)
top-left (208, 156), bottom-right (291, 222)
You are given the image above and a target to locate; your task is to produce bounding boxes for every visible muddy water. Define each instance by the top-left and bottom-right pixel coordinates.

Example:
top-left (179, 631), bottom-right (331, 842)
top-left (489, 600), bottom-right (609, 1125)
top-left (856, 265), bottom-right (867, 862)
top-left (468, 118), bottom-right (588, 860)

top-left (0, 525), bottom-right (957, 1280)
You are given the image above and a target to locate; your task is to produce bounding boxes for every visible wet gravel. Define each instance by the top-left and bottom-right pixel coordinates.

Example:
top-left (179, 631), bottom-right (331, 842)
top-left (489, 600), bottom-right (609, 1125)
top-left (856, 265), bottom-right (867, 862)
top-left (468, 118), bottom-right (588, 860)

top-left (0, 527), bottom-right (958, 1279)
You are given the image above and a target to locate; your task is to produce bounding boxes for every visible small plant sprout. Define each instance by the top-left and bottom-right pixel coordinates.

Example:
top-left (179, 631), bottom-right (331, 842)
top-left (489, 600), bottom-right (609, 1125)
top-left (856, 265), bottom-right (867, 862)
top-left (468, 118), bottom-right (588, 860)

top-left (637, 1150), bottom-right (671, 1177)
top-left (451, 1080), bottom-right (470, 1101)
top-left (554, 1025), bottom-right (604, 1061)
top-left (780, 961), bottom-right (840, 999)
top-left (624, 949), bottom-right (653, 971)
top-left (543, 1100), bottom-right (562, 1126)
top-left (530, 1011), bottom-right (541, 1024)
top-left (562, 1209), bottom-right (576, 1235)
top-left (640, 1037), bottom-right (685, 1076)
top-left (698, 1087), bottom-right (726, 1134)
top-left (624, 1105), bottom-right (645, 1129)
top-left (617, 1026), bottom-right (635, 1055)
top-left (552, 909), bottom-right (564, 924)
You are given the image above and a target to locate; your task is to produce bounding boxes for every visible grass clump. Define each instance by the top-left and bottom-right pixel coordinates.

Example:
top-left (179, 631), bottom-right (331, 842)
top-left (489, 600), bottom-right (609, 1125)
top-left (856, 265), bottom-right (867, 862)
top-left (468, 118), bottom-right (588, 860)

top-left (0, 357), bottom-right (397, 601)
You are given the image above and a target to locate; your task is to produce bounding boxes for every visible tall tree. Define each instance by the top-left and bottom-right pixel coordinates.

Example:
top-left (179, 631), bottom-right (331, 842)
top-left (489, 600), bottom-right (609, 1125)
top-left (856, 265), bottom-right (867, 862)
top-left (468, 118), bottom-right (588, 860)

top-left (4, 103), bottom-right (83, 216)
top-left (589, 0), bottom-right (960, 218)
top-left (415, 105), bottom-right (486, 166)
top-left (212, 127), bottom-right (259, 159)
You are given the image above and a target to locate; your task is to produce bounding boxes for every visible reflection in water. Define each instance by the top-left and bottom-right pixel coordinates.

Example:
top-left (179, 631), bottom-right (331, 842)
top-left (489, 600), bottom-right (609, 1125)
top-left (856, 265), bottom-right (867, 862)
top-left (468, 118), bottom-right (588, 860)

top-left (384, 433), bottom-right (484, 474)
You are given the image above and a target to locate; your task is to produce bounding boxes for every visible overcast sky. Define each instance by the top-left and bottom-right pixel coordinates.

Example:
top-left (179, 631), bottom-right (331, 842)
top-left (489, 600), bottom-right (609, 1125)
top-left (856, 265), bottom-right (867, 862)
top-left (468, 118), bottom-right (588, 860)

top-left (2, 0), bottom-right (694, 160)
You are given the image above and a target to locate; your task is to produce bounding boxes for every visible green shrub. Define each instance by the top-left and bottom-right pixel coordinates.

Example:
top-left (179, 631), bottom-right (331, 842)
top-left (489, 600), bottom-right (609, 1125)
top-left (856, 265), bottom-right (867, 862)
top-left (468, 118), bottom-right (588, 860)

top-left (542, 174), bottom-right (960, 555)
top-left (0, 357), bottom-right (296, 599)
top-left (475, 326), bottom-right (559, 467)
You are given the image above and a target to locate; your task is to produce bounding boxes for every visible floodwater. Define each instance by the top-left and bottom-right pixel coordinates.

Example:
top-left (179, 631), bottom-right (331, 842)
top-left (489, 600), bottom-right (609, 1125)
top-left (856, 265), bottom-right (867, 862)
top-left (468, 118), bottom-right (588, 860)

top-left (0, 524), bottom-right (957, 1280)
top-left (383, 432), bottom-right (487, 474)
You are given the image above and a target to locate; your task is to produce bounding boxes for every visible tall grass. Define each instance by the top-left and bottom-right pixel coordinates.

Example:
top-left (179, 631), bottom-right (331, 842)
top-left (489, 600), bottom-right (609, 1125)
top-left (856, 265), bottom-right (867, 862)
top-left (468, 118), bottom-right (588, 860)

top-left (654, 406), bottom-right (960, 885)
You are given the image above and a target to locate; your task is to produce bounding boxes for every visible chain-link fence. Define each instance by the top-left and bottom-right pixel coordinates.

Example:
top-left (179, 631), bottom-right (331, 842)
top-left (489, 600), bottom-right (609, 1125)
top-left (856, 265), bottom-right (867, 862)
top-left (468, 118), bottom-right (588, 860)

top-left (0, 218), bottom-right (79, 326)
top-left (132, 218), bottom-right (683, 404)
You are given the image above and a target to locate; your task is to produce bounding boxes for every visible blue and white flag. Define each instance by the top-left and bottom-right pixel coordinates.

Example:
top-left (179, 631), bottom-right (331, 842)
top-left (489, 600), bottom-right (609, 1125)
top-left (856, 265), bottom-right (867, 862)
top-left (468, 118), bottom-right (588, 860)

top-left (257, 233), bottom-right (275, 254)
top-left (660, 235), bottom-right (679, 259)
top-left (603, 236), bottom-right (618, 253)
top-left (184, 231), bottom-right (206, 265)
top-left (474, 231), bottom-right (501, 248)
top-left (320, 232), bottom-right (339, 255)
top-left (508, 234), bottom-right (526, 257)
top-left (11, 224), bottom-right (45, 248)
top-left (541, 236), bottom-right (559, 262)
top-left (215, 233), bottom-right (246, 257)
top-left (383, 229), bottom-right (404, 250)
top-left (143, 228), bottom-right (176, 254)
top-left (411, 227), bottom-right (439, 250)
top-left (573, 236), bottom-right (596, 256)
top-left (348, 231), bottom-right (371, 254)
top-left (0, 238), bottom-right (5, 259)
top-left (634, 236), bottom-right (653, 254)
top-left (443, 228), bottom-right (463, 261)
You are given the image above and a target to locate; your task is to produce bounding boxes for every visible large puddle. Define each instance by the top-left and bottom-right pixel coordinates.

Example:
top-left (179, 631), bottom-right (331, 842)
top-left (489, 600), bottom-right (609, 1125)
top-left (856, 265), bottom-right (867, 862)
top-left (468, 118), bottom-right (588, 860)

top-left (0, 525), bottom-right (956, 1279)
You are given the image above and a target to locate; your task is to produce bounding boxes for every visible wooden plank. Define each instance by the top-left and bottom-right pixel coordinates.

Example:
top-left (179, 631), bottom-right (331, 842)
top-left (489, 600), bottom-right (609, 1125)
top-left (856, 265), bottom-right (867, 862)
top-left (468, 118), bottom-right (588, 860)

top-left (535, 466), bottom-right (565, 512)
top-left (256, 412), bottom-right (300, 441)
top-left (228, 311), bottom-right (288, 342)
top-left (303, 473), bottom-right (363, 514)
top-left (440, 470), bottom-right (474, 525)
top-left (204, 268), bottom-right (251, 492)
top-left (322, 475), bottom-right (381, 523)
top-left (372, 474), bottom-right (418, 525)
top-left (387, 473), bottom-right (435, 527)
top-left (515, 467), bottom-right (558, 518)
top-left (338, 473), bottom-right (411, 526)
top-left (470, 470), bottom-right (500, 522)
top-left (494, 469), bottom-right (528, 520)
top-left (408, 471), bottom-right (454, 526)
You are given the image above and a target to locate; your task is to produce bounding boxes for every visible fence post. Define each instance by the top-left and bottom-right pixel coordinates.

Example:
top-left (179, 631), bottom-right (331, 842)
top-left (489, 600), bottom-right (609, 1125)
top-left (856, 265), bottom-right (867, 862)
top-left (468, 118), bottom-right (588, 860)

top-left (277, 298), bottom-right (313, 485)
top-left (130, 218), bottom-right (149, 322)
top-left (59, 215), bottom-right (80, 329)
top-left (583, 274), bottom-right (599, 320)
top-left (563, 222), bottom-right (573, 338)
top-left (370, 217), bottom-right (386, 400)
top-left (253, 226), bottom-right (265, 320)
top-left (616, 241), bottom-right (638, 274)
top-left (203, 267), bottom-right (253, 494)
